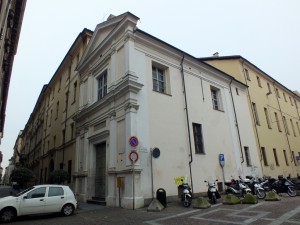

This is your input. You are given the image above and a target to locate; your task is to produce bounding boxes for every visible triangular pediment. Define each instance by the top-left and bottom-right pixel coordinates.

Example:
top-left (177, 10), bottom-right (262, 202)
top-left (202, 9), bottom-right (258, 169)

top-left (77, 12), bottom-right (139, 72)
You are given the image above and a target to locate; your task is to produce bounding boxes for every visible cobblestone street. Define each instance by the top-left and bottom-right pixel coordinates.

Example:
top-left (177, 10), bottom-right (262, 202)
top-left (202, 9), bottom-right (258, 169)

top-left (2, 193), bottom-right (300, 225)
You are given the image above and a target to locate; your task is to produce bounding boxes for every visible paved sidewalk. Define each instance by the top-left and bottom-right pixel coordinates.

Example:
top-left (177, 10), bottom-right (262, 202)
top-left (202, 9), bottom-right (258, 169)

top-left (76, 202), bottom-right (106, 212)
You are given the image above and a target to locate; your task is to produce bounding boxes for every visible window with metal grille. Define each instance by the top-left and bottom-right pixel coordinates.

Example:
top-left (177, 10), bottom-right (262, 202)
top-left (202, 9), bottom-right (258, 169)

top-left (193, 123), bottom-right (204, 154)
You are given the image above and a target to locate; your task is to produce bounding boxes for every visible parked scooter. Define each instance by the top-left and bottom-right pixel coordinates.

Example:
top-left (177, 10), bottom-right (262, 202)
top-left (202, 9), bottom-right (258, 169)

top-left (205, 180), bottom-right (221, 204)
top-left (258, 177), bottom-right (272, 192)
top-left (270, 176), bottom-right (297, 197)
top-left (178, 180), bottom-right (192, 207)
top-left (246, 176), bottom-right (266, 199)
top-left (225, 176), bottom-right (252, 197)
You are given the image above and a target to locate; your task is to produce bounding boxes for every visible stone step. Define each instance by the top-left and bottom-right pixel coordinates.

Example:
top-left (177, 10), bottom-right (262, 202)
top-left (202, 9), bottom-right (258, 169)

top-left (87, 198), bottom-right (106, 206)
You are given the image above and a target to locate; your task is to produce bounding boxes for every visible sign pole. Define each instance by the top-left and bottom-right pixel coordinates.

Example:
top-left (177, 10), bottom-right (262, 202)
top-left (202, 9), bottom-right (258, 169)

top-left (219, 154), bottom-right (225, 191)
top-left (132, 161), bottom-right (135, 210)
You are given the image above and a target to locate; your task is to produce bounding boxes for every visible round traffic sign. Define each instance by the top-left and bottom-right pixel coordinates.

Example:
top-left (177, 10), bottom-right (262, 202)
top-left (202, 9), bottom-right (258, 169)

top-left (129, 136), bottom-right (139, 147)
top-left (129, 151), bottom-right (139, 163)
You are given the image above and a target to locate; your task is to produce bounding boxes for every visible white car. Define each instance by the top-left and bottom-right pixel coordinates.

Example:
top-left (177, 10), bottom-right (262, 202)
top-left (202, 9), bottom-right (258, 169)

top-left (0, 184), bottom-right (77, 223)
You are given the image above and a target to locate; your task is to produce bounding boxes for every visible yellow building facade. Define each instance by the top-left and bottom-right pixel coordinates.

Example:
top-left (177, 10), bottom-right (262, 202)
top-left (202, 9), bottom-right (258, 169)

top-left (15, 29), bottom-right (92, 188)
top-left (202, 55), bottom-right (300, 178)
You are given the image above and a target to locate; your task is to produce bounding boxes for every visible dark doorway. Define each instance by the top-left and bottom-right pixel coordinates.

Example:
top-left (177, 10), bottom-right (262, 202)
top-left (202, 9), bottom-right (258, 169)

top-left (95, 142), bottom-right (106, 198)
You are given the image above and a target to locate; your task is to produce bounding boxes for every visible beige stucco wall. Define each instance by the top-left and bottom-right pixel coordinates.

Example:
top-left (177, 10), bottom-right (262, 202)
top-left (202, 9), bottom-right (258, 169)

top-left (204, 58), bottom-right (300, 178)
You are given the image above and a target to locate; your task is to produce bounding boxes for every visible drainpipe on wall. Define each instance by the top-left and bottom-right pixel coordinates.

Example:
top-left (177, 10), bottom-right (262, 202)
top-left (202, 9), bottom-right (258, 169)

top-left (241, 61), bottom-right (264, 169)
top-left (180, 55), bottom-right (194, 194)
top-left (62, 56), bottom-right (72, 170)
top-left (273, 82), bottom-right (295, 174)
top-left (229, 79), bottom-right (244, 165)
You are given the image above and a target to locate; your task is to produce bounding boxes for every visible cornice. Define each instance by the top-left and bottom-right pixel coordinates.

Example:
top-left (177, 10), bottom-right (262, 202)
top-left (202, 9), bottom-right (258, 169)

top-left (74, 72), bottom-right (143, 122)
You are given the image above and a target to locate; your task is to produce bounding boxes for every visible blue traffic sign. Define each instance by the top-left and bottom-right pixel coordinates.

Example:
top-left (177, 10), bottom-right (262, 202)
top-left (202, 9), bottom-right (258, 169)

top-left (129, 136), bottom-right (139, 147)
top-left (219, 154), bottom-right (224, 162)
top-left (219, 154), bottom-right (225, 167)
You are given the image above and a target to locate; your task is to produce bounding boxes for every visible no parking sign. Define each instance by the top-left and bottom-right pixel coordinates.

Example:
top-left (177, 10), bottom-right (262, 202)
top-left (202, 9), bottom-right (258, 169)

top-left (129, 136), bottom-right (139, 148)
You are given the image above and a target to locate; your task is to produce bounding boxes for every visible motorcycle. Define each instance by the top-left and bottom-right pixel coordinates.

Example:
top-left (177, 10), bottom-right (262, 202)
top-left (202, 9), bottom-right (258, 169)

top-left (246, 176), bottom-right (266, 199)
top-left (270, 176), bottom-right (297, 197)
top-left (178, 180), bottom-right (192, 207)
top-left (225, 176), bottom-right (252, 197)
top-left (205, 180), bottom-right (221, 204)
top-left (258, 177), bottom-right (272, 192)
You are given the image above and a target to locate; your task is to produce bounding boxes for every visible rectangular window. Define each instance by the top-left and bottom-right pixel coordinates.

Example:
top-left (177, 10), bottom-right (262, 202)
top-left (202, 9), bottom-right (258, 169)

top-left (193, 123), bottom-right (204, 154)
top-left (275, 88), bottom-right (280, 98)
top-left (152, 66), bottom-right (165, 93)
top-left (244, 147), bottom-right (251, 167)
top-left (236, 88), bottom-right (239, 96)
top-left (290, 96), bottom-right (294, 106)
top-left (264, 107), bottom-right (271, 129)
top-left (73, 81), bottom-right (77, 102)
top-left (56, 101), bottom-right (59, 119)
top-left (211, 87), bottom-right (223, 111)
top-left (283, 116), bottom-right (290, 135)
top-left (290, 119), bottom-right (296, 136)
top-left (297, 122), bottom-right (300, 135)
top-left (49, 187), bottom-right (64, 197)
top-left (295, 99), bottom-right (298, 108)
top-left (267, 83), bottom-right (272, 94)
top-left (49, 110), bottom-right (52, 127)
top-left (283, 93), bottom-right (287, 102)
top-left (58, 78), bottom-right (62, 92)
top-left (252, 102), bottom-right (260, 125)
top-left (283, 150), bottom-right (289, 166)
top-left (53, 135), bottom-right (56, 148)
top-left (256, 76), bottom-right (262, 87)
top-left (65, 92), bottom-right (69, 111)
top-left (71, 123), bottom-right (74, 139)
top-left (68, 66), bottom-right (71, 80)
top-left (273, 148), bottom-right (279, 166)
top-left (97, 70), bottom-right (107, 100)
top-left (261, 147), bottom-right (268, 166)
top-left (245, 69), bottom-right (251, 81)
top-left (274, 112), bottom-right (282, 132)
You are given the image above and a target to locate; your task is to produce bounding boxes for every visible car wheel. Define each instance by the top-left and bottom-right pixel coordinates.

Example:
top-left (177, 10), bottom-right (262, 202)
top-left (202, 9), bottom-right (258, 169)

top-left (61, 204), bottom-right (74, 216)
top-left (0, 208), bottom-right (16, 223)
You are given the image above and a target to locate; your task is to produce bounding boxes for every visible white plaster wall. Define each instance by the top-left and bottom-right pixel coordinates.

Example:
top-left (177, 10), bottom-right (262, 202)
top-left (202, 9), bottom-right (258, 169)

top-left (133, 43), bottom-right (245, 197)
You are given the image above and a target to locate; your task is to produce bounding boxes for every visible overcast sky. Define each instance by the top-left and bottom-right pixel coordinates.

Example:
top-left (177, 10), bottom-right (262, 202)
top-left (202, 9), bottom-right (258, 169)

top-left (1, 0), bottom-right (300, 171)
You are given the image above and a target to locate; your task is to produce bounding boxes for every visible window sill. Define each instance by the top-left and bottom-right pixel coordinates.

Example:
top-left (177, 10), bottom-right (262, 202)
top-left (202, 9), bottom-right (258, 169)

top-left (152, 90), bottom-right (172, 97)
top-left (213, 108), bottom-right (224, 113)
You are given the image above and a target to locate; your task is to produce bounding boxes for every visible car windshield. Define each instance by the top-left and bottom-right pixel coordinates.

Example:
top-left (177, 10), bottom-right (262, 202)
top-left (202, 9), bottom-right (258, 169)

top-left (14, 186), bottom-right (35, 197)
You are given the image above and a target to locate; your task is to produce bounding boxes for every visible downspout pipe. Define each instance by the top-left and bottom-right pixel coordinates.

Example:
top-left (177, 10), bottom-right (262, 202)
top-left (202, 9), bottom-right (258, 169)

top-left (273, 82), bottom-right (295, 173)
top-left (180, 55), bottom-right (194, 194)
top-left (62, 57), bottom-right (72, 170)
top-left (241, 61), bottom-right (263, 167)
top-left (229, 79), bottom-right (244, 164)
